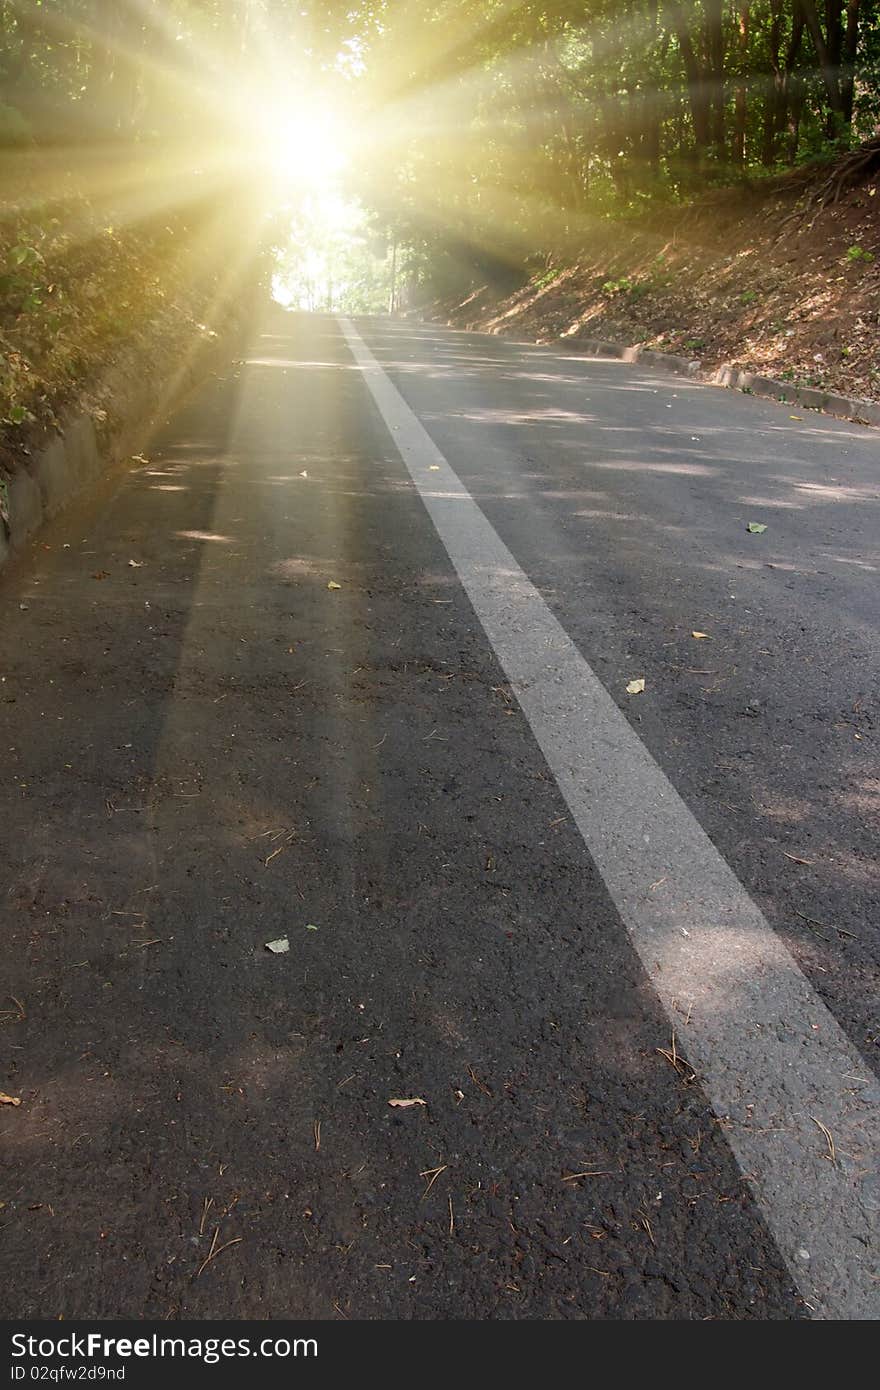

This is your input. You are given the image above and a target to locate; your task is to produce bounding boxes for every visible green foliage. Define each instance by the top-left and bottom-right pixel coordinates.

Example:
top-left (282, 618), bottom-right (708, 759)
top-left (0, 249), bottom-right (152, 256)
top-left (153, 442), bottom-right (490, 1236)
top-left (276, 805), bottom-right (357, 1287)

top-left (534, 267), bottom-right (559, 290)
top-left (349, 0), bottom-right (880, 299)
top-left (602, 276), bottom-right (636, 297)
top-left (845, 244), bottom-right (874, 263)
top-left (274, 199), bottom-right (412, 314)
top-left (0, 102), bottom-right (31, 147)
top-left (601, 266), bottom-right (669, 301)
top-left (0, 187), bottom-right (260, 442)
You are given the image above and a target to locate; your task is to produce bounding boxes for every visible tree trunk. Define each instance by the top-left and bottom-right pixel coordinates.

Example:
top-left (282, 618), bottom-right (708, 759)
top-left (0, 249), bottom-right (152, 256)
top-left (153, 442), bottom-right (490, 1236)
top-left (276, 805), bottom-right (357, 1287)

top-left (797, 0), bottom-right (846, 126)
top-left (733, 2), bottom-right (751, 166)
top-left (705, 0), bottom-right (726, 160)
top-left (668, 4), bottom-right (712, 155)
top-left (761, 0), bottom-right (784, 165)
top-left (841, 0), bottom-right (862, 124)
top-left (788, 72), bottom-right (806, 162)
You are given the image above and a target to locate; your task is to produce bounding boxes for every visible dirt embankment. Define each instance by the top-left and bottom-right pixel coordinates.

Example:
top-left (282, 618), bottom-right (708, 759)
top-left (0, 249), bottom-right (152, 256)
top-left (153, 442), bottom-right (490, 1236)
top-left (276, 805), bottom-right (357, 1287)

top-left (438, 153), bottom-right (880, 408)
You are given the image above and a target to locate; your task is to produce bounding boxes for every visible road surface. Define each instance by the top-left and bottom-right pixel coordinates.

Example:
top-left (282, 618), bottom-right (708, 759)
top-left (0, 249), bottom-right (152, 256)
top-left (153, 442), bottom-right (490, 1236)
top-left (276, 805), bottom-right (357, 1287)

top-left (1, 309), bottom-right (877, 1320)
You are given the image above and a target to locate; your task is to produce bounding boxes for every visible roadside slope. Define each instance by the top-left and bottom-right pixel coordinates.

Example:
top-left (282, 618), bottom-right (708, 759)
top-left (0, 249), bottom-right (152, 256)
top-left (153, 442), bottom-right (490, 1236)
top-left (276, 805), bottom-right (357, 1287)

top-left (1, 155), bottom-right (261, 563)
top-left (437, 157), bottom-right (880, 410)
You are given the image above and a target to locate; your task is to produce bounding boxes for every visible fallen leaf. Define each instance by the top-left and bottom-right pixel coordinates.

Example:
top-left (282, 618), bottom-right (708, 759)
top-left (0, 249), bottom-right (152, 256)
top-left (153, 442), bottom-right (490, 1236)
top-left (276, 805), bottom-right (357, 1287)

top-left (0, 1092), bottom-right (21, 1107)
top-left (265, 937), bottom-right (289, 954)
top-left (327, 581), bottom-right (342, 590)
top-left (305, 923), bottom-right (319, 931)
top-left (747, 522), bottom-right (767, 534)
top-left (388, 1097), bottom-right (427, 1109)
top-left (429, 465), bottom-right (440, 471)
top-left (626, 678), bottom-right (646, 694)
top-left (691, 631), bottom-right (710, 639)
top-left (128, 560), bottom-right (143, 568)
top-left (92, 570), bottom-right (110, 580)
top-left (789, 415), bottom-right (803, 421)
top-left (299, 470), bottom-right (308, 478)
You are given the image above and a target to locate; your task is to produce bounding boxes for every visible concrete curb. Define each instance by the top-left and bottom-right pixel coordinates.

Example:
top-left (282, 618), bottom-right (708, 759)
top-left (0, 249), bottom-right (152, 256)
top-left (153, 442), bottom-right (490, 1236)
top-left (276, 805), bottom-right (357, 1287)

top-left (0, 313), bottom-right (247, 576)
top-left (567, 337), bottom-right (701, 378)
top-left (705, 362), bottom-right (880, 425)
top-left (531, 331), bottom-right (880, 427)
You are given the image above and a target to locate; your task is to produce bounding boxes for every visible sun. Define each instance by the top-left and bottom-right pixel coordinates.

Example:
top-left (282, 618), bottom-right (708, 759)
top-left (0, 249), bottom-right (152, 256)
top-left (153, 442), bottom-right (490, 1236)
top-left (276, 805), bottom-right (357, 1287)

top-left (257, 102), bottom-right (349, 196)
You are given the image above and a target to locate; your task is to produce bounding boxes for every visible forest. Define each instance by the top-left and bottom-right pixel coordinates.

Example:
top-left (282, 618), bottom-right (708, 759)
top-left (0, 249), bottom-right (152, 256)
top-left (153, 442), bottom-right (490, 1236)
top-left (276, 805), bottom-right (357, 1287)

top-left (2, 2), bottom-right (878, 228)
top-left (1, 2), bottom-right (878, 429)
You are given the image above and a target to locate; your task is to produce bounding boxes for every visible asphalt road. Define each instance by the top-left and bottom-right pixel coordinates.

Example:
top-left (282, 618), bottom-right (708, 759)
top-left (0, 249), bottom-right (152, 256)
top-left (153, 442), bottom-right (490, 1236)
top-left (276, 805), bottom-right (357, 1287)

top-left (1, 308), bottom-right (877, 1320)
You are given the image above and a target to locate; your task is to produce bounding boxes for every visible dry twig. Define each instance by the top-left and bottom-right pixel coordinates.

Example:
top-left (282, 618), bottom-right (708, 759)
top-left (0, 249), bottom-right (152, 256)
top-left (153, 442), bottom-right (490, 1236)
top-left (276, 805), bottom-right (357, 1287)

top-left (195, 1226), bottom-right (242, 1279)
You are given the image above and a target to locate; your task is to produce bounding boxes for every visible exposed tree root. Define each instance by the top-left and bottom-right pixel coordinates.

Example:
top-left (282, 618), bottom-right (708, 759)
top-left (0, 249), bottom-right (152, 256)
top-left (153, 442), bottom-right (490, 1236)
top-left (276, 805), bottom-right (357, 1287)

top-left (812, 136), bottom-right (880, 206)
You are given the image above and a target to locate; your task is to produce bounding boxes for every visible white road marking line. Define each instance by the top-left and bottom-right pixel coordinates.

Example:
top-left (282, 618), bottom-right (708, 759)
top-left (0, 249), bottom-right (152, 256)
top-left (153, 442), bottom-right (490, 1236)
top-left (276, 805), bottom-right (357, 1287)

top-left (341, 317), bottom-right (880, 1320)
